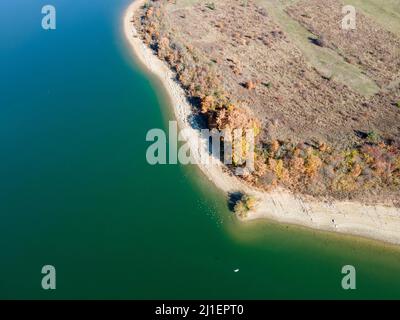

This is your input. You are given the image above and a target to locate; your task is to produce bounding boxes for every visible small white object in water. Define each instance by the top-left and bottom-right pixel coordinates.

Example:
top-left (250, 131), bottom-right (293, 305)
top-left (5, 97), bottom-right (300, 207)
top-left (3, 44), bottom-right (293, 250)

top-left (234, 269), bottom-right (240, 273)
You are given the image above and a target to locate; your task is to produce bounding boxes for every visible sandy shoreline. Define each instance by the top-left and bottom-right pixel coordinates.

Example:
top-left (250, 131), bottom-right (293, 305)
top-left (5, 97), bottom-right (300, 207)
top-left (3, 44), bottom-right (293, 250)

top-left (123, 0), bottom-right (400, 245)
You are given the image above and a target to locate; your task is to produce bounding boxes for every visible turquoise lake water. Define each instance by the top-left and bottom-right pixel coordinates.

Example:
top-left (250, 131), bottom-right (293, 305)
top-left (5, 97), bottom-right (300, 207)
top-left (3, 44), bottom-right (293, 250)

top-left (1, 0), bottom-right (400, 299)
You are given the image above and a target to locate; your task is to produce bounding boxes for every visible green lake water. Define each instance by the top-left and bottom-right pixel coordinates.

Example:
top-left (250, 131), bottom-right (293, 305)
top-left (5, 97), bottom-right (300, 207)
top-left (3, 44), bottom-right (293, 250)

top-left (1, 0), bottom-right (400, 299)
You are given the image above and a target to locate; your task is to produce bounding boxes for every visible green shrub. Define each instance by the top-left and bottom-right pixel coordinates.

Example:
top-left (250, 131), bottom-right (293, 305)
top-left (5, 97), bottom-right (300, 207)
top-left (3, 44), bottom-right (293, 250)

top-left (234, 194), bottom-right (257, 218)
top-left (367, 131), bottom-right (380, 144)
top-left (205, 2), bottom-right (216, 10)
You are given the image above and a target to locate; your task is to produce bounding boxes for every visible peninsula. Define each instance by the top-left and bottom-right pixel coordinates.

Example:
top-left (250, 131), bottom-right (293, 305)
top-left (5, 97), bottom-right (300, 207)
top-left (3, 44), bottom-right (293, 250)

top-left (124, 0), bottom-right (400, 244)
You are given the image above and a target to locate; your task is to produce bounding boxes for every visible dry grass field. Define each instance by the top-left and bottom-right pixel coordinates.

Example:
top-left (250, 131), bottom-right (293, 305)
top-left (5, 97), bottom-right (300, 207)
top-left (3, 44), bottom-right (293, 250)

top-left (286, 0), bottom-right (400, 88)
top-left (134, 0), bottom-right (400, 204)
